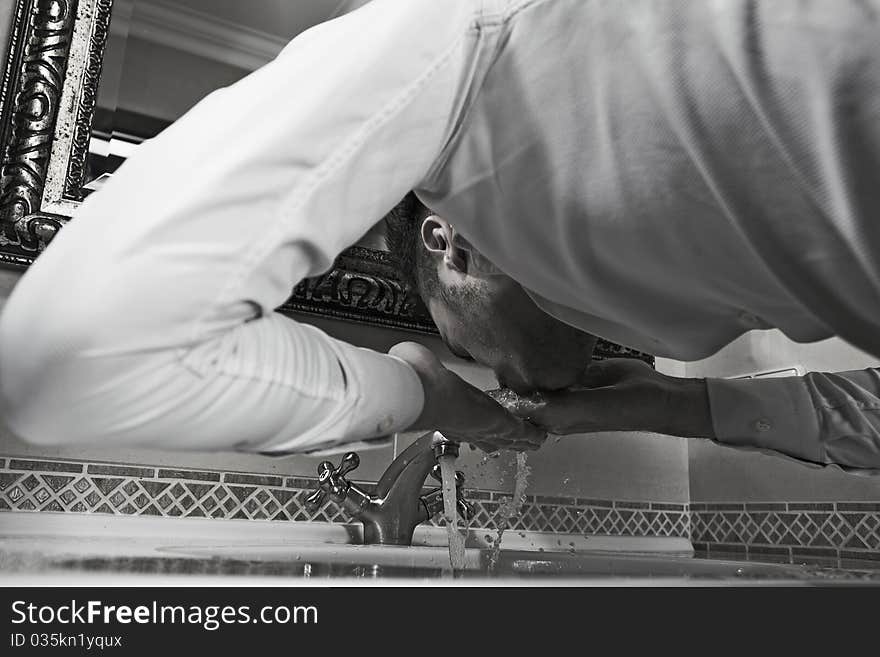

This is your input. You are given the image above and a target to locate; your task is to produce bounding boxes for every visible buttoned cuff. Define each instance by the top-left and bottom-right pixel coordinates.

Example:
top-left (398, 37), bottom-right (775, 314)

top-left (706, 376), bottom-right (823, 463)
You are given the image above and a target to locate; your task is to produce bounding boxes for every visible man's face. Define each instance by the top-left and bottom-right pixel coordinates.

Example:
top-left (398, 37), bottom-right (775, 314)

top-left (427, 275), bottom-right (597, 394)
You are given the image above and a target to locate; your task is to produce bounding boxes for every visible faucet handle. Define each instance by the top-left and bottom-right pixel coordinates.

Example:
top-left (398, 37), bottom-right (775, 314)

top-left (304, 487), bottom-right (328, 512)
top-left (305, 453), bottom-right (361, 511)
top-left (336, 452), bottom-right (360, 478)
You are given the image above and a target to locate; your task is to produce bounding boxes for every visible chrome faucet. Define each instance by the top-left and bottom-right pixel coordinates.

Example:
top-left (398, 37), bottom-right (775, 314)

top-left (304, 432), bottom-right (475, 546)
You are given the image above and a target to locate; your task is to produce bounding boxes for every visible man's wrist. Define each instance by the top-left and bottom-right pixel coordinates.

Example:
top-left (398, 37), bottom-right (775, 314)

top-left (663, 376), bottom-right (715, 439)
top-left (410, 367), bottom-right (476, 435)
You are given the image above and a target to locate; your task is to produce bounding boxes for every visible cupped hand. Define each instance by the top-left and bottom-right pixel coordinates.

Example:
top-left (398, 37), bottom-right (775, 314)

top-left (493, 358), bottom-right (715, 439)
top-left (389, 342), bottom-right (548, 453)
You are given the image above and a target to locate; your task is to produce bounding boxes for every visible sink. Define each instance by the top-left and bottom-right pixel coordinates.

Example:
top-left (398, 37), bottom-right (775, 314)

top-left (159, 542), bottom-right (482, 572)
top-left (146, 542), bottom-right (830, 581)
top-left (3, 515), bottom-right (878, 583)
top-left (5, 538), bottom-right (879, 582)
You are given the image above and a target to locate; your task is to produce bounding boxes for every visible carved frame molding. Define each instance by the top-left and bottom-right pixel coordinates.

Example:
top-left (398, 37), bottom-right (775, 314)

top-left (0, 0), bottom-right (652, 364)
top-left (1, 0), bottom-right (82, 265)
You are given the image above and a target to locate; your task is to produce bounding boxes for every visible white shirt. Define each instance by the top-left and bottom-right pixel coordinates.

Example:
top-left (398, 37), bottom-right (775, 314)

top-left (2, 0), bottom-right (879, 472)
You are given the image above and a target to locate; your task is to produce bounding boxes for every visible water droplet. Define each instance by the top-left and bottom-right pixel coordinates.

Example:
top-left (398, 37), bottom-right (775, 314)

top-left (538, 547), bottom-right (545, 552)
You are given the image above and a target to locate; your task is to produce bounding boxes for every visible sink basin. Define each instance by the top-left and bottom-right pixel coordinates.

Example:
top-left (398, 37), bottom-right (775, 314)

top-left (144, 542), bottom-right (826, 581)
top-left (160, 543), bottom-right (481, 571)
top-left (3, 515), bottom-right (878, 583)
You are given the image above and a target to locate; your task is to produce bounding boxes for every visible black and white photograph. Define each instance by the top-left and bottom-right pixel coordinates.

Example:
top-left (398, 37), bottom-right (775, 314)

top-left (0, 0), bottom-right (879, 644)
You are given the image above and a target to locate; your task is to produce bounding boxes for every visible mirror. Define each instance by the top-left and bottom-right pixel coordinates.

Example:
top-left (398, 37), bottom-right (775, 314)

top-left (0, 0), bottom-right (652, 362)
top-left (84, 1), bottom-right (378, 195)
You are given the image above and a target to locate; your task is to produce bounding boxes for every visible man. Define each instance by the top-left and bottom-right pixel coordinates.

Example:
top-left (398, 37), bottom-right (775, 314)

top-left (383, 193), bottom-right (712, 450)
top-left (0, 0), bottom-right (879, 473)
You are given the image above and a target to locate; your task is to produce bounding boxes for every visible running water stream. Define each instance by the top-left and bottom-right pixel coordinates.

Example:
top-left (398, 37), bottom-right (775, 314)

top-left (438, 452), bottom-right (468, 572)
top-left (435, 388), bottom-right (541, 574)
top-left (438, 447), bottom-right (532, 574)
top-left (481, 388), bottom-right (541, 572)
top-left (487, 452), bottom-right (531, 572)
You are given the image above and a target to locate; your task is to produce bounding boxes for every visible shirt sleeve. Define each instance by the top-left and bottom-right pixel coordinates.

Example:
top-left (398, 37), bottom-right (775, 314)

top-left (0, 0), bottom-right (486, 455)
top-left (707, 370), bottom-right (880, 476)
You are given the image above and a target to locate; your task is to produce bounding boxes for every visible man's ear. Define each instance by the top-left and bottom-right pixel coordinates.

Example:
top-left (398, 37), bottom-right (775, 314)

top-left (420, 216), bottom-right (468, 273)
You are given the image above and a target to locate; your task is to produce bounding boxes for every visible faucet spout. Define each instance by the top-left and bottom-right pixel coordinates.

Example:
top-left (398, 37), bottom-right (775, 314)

top-left (305, 432), bottom-right (473, 546)
top-left (375, 431), bottom-right (439, 499)
top-left (362, 432), bottom-right (446, 545)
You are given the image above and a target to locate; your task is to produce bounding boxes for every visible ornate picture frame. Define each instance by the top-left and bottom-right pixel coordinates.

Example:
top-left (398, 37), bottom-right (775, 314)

top-left (0, 0), bottom-right (652, 364)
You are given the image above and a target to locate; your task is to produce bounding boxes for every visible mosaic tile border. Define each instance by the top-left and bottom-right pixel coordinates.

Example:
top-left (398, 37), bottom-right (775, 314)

top-left (0, 458), bottom-right (689, 538)
top-left (691, 502), bottom-right (880, 570)
top-left (8, 458), bottom-right (877, 570)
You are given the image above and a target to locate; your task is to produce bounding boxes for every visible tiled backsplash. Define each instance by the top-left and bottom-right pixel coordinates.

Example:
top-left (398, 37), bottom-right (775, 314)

top-left (691, 502), bottom-right (880, 571)
top-left (0, 457), bottom-right (689, 538)
top-left (2, 457), bottom-right (878, 571)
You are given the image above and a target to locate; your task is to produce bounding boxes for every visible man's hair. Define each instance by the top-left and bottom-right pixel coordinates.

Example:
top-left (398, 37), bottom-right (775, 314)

top-left (383, 192), bottom-right (440, 299)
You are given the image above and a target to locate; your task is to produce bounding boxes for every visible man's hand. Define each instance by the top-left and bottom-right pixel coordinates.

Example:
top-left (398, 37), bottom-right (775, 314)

top-left (497, 359), bottom-right (716, 439)
top-left (389, 342), bottom-right (548, 452)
